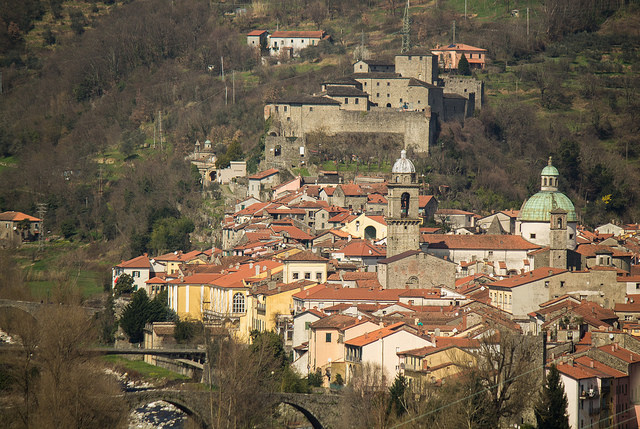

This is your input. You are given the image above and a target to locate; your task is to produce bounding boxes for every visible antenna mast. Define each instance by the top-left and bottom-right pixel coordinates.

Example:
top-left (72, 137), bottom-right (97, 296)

top-left (401, 0), bottom-right (411, 53)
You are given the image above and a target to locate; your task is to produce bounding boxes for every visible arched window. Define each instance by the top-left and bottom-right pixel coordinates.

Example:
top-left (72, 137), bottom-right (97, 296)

top-left (364, 226), bottom-right (377, 240)
top-left (407, 276), bottom-right (419, 287)
top-left (557, 218), bottom-right (562, 229)
top-left (232, 293), bottom-right (245, 314)
top-left (401, 192), bottom-right (410, 218)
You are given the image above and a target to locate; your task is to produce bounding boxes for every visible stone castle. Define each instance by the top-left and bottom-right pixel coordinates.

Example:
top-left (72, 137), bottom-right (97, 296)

top-left (262, 51), bottom-right (484, 170)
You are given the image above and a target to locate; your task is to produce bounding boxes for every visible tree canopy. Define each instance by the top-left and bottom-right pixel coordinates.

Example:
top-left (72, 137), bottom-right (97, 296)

top-left (535, 364), bottom-right (570, 429)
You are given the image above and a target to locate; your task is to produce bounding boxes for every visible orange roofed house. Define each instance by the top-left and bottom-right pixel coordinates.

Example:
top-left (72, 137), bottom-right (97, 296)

top-left (0, 211), bottom-right (41, 245)
top-left (431, 43), bottom-right (487, 71)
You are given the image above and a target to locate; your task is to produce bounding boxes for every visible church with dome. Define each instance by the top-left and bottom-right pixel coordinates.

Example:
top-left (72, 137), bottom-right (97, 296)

top-left (517, 157), bottom-right (578, 251)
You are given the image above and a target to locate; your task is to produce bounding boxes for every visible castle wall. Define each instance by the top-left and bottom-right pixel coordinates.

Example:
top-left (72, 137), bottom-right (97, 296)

top-left (266, 106), bottom-right (433, 153)
top-left (441, 76), bottom-right (484, 111)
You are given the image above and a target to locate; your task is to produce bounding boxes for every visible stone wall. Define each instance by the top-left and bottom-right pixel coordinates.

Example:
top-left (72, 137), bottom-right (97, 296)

top-left (395, 54), bottom-right (438, 83)
top-left (441, 76), bottom-right (484, 111)
top-left (379, 252), bottom-right (456, 289)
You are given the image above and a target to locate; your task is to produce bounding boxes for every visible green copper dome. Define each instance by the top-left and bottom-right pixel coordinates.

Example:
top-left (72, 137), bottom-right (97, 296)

top-left (519, 191), bottom-right (577, 222)
top-left (541, 165), bottom-right (559, 176)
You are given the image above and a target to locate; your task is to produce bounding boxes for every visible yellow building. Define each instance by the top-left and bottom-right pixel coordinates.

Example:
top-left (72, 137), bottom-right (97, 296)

top-left (398, 339), bottom-right (478, 387)
top-left (341, 213), bottom-right (387, 241)
top-left (167, 260), bottom-right (284, 342)
top-left (248, 279), bottom-right (318, 334)
top-left (154, 250), bottom-right (209, 275)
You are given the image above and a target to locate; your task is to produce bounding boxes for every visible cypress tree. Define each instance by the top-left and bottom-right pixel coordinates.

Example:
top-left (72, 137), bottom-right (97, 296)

top-left (535, 364), bottom-right (570, 429)
top-left (458, 53), bottom-right (471, 76)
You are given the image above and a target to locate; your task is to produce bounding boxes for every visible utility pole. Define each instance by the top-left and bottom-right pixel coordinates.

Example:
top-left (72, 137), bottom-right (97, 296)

top-left (452, 20), bottom-right (456, 45)
top-left (0, 71), bottom-right (3, 95)
top-left (221, 56), bottom-right (224, 81)
top-left (232, 70), bottom-right (235, 104)
top-left (401, 0), bottom-right (411, 53)
top-left (36, 203), bottom-right (47, 252)
top-left (465, 0), bottom-right (467, 20)
top-left (527, 7), bottom-right (530, 38)
top-left (159, 110), bottom-right (163, 149)
top-left (153, 121), bottom-right (156, 148)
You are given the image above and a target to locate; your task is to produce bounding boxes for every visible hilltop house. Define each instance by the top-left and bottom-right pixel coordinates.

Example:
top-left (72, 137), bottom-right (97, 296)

top-left (0, 211), bottom-right (41, 245)
top-left (431, 43), bottom-right (487, 71)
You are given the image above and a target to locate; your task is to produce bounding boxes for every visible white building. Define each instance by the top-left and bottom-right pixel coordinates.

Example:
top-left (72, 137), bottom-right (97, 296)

top-left (112, 254), bottom-right (153, 292)
top-left (268, 30), bottom-right (329, 57)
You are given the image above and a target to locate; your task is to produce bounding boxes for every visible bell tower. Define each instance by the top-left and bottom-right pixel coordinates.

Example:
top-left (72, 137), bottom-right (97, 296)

top-left (386, 150), bottom-right (421, 258)
top-left (549, 208), bottom-right (568, 269)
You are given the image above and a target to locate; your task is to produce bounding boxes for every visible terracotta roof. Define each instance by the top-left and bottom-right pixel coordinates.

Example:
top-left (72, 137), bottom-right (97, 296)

top-left (0, 211), bottom-right (41, 222)
top-left (345, 322), bottom-right (408, 347)
top-left (339, 240), bottom-right (386, 258)
top-left (378, 250), bottom-right (422, 265)
top-left (249, 168), bottom-right (279, 180)
top-left (598, 344), bottom-right (640, 363)
top-left (253, 279), bottom-right (316, 296)
top-left (574, 356), bottom-right (627, 378)
top-left (366, 215), bottom-right (386, 225)
top-left (432, 43), bottom-right (487, 52)
top-left (292, 284), bottom-right (403, 302)
top-left (556, 362), bottom-right (600, 380)
top-left (271, 225), bottom-right (314, 241)
top-left (418, 195), bottom-right (435, 207)
top-left (282, 250), bottom-right (328, 262)
top-left (575, 244), bottom-right (632, 258)
top-left (117, 254), bottom-right (151, 269)
top-left (614, 302), bottom-right (640, 312)
top-left (422, 234), bottom-right (541, 250)
top-left (310, 314), bottom-right (358, 330)
top-left (145, 276), bottom-right (168, 284)
top-left (368, 194), bottom-right (387, 204)
top-left (489, 267), bottom-right (567, 289)
top-left (338, 184), bottom-right (364, 196)
top-left (247, 30), bottom-right (267, 36)
top-left (327, 272), bottom-right (379, 282)
top-left (435, 209), bottom-right (476, 216)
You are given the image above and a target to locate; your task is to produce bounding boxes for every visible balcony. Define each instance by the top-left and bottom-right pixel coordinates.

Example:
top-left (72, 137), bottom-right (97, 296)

top-left (203, 309), bottom-right (245, 320)
top-left (257, 303), bottom-right (266, 315)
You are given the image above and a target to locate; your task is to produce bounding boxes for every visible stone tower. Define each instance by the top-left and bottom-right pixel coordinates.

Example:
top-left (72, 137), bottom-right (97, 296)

top-left (549, 208), bottom-right (568, 269)
top-left (386, 150), bottom-right (421, 258)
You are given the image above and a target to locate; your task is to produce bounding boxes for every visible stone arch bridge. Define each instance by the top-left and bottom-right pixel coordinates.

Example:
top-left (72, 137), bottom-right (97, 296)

top-left (0, 299), bottom-right (101, 318)
top-left (125, 389), bottom-right (342, 429)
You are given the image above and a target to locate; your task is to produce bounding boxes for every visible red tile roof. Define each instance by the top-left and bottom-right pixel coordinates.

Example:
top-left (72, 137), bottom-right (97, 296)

top-left (338, 184), bottom-right (364, 196)
top-left (0, 211), bottom-right (41, 222)
top-left (489, 267), bottom-right (567, 289)
top-left (271, 225), bottom-right (314, 241)
top-left (556, 362), bottom-right (600, 380)
top-left (422, 234), bottom-right (541, 250)
top-left (282, 250), bottom-right (328, 262)
top-left (598, 344), bottom-right (640, 363)
top-left (433, 43), bottom-right (487, 52)
top-left (117, 254), bottom-right (151, 269)
top-left (418, 195), bottom-right (435, 207)
top-left (575, 244), bottom-right (632, 258)
top-left (345, 322), bottom-right (408, 347)
top-left (327, 271), bottom-right (378, 282)
top-left (292, 284), bottom-right (403, 302)
top-left (339, 240), bottom-right (386, 258)
top-left (248, 168), bottom-right (279, 180)
top-left (435, 209), bottom-right (476, 216)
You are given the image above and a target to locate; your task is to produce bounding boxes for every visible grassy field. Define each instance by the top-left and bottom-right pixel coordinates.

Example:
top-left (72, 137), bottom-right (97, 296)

top-left (14, 243), bottom-right (111, 300)
top-left (102, 355), bottom-right (190, 381)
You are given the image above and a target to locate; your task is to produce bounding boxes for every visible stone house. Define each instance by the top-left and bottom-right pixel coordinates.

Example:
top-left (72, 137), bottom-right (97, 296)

top-left (353, 59), bottom-right (395, 74)
top-left (377, 249), bottom-right (456, 289)
top-left (331, 184), bottom-right (367, 211)
top-left (246, 30), bottom-right (268, 52)
top-left (398, 342), bottom-right (476, 386)
top-left (0, 211), bottom-right (41, 245)
top-left (248, 168), bottom-right (279, 199)
top-left (434, 208), bottom-right (477, 230)
top-left (418, 195), bottom-right (438, 224)
top-left (476, 210), bottom-right (520, 235)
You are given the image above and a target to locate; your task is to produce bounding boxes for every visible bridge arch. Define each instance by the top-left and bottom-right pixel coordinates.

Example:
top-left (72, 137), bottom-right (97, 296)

top-left (278, 400), bottom-right (324, 429)
top-left (125, 390), bottom-right (210, 429)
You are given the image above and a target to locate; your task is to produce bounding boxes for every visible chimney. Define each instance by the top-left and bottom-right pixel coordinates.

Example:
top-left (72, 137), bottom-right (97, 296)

top-left (268, 280), bottom-right (277, 290)
top-left (255, 265), bottom-right (260, 276)
top-left (249, 262), bottom-right (254, 269)
top-left (590, 360), bottom-right (594, 368)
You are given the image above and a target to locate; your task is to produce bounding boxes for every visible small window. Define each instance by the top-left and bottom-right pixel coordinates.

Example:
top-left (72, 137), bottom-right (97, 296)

top-left (360, 65), bottom-right (363, 70)
top-left (304, 272), bottom-right (311, 280)
top-left (387, 82), bottom-right (390, 86)
top-left (284, 106), bottom-right (287, 112)
top-left (376, 82), bottom-right (380, 86)
top-left (376, 93), bottom-right (380, 97)
top-left (530, 233), bottom-right (537, 239)
top-left (408, 56), bottom-right (412, 60)
top-left (355, 98), bottom-right (359, 104)
top-left (309, 106), bottom-right (313, 112)
top-left (305, 321), bottom-right (311, 330)
top-left (569, 234), bottom-right (574, 239)
top-left (326, 333), bottom-right (332, 342)
top-left (275, 106), bottom-right (279, 112)
top-left (316, 272), bottom-right (322, 281)
top-left (387, 94), bottom-right (390, 97)
top-left (560, 281), bottom-right (565, 288)
top-left (545, 281), bottom-right (550, 288)
top-left (344, 98), bottom-right (348, 104)
top-left (293, 272), bottom-right (299, 280)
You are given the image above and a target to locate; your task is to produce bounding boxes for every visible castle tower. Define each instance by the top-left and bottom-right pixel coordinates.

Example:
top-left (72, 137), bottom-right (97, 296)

top-left (386, 150), bottom-right (421, 258)
top-left (549, 208), bottom-right (568, 269)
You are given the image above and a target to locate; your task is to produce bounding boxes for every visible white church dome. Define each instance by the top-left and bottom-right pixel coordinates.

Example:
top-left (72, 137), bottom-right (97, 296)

top-left (392, 150), bottom-right (415, 174)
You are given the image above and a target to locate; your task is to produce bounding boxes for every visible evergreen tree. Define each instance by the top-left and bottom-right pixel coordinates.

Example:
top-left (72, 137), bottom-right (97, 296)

top-left (388, 374), bottom-right (408, 417)
top-left (458, 53), bottom-right (471, 76)
top-left (119, 289), bottom-right (174, 343)
top-left (535, 364), bottom-right (570, 429)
